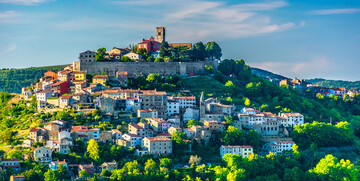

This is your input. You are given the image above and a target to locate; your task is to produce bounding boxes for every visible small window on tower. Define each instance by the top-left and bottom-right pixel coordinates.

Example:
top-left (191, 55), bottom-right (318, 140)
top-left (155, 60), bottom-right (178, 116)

top-left (158, 32), bottom-right (161, 35)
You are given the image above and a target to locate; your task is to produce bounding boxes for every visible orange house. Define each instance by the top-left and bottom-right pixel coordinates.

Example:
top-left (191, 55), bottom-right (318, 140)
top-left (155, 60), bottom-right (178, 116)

top-left (44, 70), bottom-right (58, 80)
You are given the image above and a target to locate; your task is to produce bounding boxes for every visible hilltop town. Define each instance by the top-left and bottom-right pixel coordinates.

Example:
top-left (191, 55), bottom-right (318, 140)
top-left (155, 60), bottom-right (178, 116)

top-left (1, 27), bottom-right (359, 181)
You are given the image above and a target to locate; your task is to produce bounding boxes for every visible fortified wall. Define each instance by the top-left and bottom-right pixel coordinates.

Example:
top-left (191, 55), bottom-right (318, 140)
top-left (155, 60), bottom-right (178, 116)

top-left (73, 60), bottom-right (217, 76)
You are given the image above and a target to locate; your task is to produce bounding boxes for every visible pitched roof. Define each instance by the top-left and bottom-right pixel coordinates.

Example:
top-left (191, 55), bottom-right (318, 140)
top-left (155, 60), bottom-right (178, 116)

top-left (129, 124), bottom-right (144, 130)
top-left (38, 89), bottom-right (52, 94)
top-left (93, 75), bottom-right (108, 79)
top-left (60, 94), bottom-right (72, 99)
top-left (144, 137), bottom-right (171, 141)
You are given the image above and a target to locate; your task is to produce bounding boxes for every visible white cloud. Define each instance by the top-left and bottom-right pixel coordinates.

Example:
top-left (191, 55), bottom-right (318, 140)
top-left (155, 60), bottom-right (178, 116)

top-left (310, 8), bottom-right (360, 15)
top-left (0, 0), bottom-right (51, 5)
top-left (0, 11), bottom-right (20, 18)
top-left (106, 0), bottom-right (297, 41)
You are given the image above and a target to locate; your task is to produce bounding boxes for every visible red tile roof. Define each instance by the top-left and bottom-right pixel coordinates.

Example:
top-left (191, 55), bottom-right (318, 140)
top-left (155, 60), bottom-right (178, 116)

top-left (144, 137), bottom-right (171, 141)
top-left (93, 75), bottom-right (108, 79)
top-left (38, 89), bottom-right (52, 94)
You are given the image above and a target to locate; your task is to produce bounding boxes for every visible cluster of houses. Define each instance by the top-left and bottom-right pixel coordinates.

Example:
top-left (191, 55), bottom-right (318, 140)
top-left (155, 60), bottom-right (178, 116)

top-left (264, 76), bottom-right (358, 98)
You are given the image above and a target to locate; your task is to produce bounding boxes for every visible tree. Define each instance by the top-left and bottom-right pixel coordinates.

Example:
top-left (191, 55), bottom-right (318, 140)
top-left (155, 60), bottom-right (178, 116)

top-left (95, 48), bottom-right (107, 62)
top-left (159, 158), bottom-right (173, 169)
top-left (309, 154), bottom-right (360, 180)
top-left (100, 169), bottom-right (112, 177)
top-left (87, 139), bottom-right (100, 161)
top-left (189, 155), bottom-right (201, 165)
top-left (159, 41), bottom-right (171, 58)
top-left (187, 119), bottom-right (202, 128)
top-left (244, 98), bottom-right (251, 106)
top-left (44, 169), bottom-right (56, 181)
top-left (224, 116), bottom-right (233, 125)
top-left (79, 169), bottom-right (89, 178)
top-left (245, 130), bottom-right (260, 150)
top-left (225, 80), bottom-right (236, 95)
top-left (154, 57), bottom-right (165, 62)
top-left (223, 126), bottom-right (245, 145)
top-left (146, 56), bottom-right (155, 62)
top-left (192, 42), bottom-right (207, 61)
top-left (145, 159), bottom-right (157, 174)
top-left (205, 41), bottom-right (222, 60)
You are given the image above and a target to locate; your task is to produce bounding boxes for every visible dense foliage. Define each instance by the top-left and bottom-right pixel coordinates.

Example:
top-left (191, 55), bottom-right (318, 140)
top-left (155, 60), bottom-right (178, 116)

top-left (292, 121), bottom-right (354, 149)
top-left (308, 78), bottom-right (360, 91)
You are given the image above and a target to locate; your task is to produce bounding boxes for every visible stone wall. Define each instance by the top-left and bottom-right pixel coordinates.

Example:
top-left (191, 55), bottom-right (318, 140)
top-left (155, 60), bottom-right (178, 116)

top-left (74, 60), bottom-right (217, 76)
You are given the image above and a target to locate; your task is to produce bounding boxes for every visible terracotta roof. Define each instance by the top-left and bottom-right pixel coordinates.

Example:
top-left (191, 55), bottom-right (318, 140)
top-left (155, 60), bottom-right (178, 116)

top-left (144, 137), bottom-right (171, 141)
top-left (281, 113), bottom-right (303, 117)
top-left (30, 128), bottom-right (40, 132)
top-left (139, 109), bottom-right (156, 112)
top-left (60, 94), bottom-right (72, 99)
top-left (38, 89), bottom-right (52, 94)
top-left (93, 75), bottom-right (108, 79)
top-left (140, 90), bottom-right (166, 95)
top-left (112, 129), bottom-right (122, 133)
top-left (124, 133), bottom-right (142, 138)
top-left (169, 43), bottom-right (192, 47)
top-left (221, 145), bottom-right (253, 148)
top-left (169, 96), bottom-right (196, 100)
top-left (156, 133), bottom-right (171, 137)
top-left (71, 126), bottom-right (88, 132)
top-left (130, 124), bottom-right (144, 130)
top-left (1, 158), bottom-right (19, 161)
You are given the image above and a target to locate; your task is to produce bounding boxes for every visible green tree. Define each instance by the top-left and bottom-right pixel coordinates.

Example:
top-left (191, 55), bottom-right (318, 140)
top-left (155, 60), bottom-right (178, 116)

top-left (223, 126), bottom-right (245, 145)
top-left (244, 98), bottom-right (251, 106)
top-left (87, 139), bottom-right (100, 161)
top-left (192, 42), bottom-right (207, 61)
top-left (95, 48), bottom-right (107, 62)
top-left (159, 158), bottom-right (173, 169)
top-left (309, 154), bottom-right (360, 180)
top-left (187, 119), bottom-right (203, 128)
top-left (225, 80), bottom-right (236, 95)
top-left (44, 169), bottom-right (57, 181)
top-left (79, 169), bottom-right (89, 178)
top-left (154, 57), bottom-right (165, 62)
top-left (146, 56), bottom-right (155, 62)
top-left (159, 41), bottom-right (171, 58)
top-left (205, 41), bottom-right (222, 59)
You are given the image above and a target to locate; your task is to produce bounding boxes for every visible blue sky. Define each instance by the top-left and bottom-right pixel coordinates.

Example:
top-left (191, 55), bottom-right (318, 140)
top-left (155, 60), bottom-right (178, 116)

top-left (1, 0), bottom-right (360, 80)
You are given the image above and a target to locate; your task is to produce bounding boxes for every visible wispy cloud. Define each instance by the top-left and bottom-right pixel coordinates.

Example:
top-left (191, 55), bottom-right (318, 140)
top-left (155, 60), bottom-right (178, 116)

top-left (310, 8), bottom-right (360, 15)
top-left (0, 11), bottom-right (21, 24)
top-left (0, 44), bottom-right (16, 55)
top-left (103, 0), bottom-right (298, 41)
top-left (0, 0), bottom-right (52, 5)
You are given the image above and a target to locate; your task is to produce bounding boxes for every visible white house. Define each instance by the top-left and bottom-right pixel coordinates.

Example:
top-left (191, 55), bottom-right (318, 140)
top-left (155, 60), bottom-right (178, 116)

top-left (122, 133), bottom-right (142, 147)
top-left (167, 100), bottom-right (180, 117)
top-left (280, 113), bottom-right (304, 127)
top-left (264, 141), bottom-right (295, 154)
top-left (36, 89), bottom-right (52, 102)
top-left (220, 145), bottom-right (253, 158)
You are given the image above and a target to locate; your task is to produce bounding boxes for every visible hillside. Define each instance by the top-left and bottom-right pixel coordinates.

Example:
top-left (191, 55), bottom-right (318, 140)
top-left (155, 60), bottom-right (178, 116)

top-left (250, 67), bottom-right (289, 80)
top-left (307, 78), bottom-right (360, 90)
top-left (0, 65), bottom-right (67, 93)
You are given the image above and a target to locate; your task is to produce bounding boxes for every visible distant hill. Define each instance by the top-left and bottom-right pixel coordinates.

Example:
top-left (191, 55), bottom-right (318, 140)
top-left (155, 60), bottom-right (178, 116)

top-left (307, 78), bottom-right (360, 91)
top-left (250, 67), bottom-right (289, 80)
top-left (0, 65), bottom-right (67, 93)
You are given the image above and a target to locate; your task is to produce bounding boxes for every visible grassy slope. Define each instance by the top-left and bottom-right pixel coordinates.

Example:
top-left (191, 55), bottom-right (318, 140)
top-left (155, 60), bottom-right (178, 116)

top-left (0, 65), bottom-right (68, 93)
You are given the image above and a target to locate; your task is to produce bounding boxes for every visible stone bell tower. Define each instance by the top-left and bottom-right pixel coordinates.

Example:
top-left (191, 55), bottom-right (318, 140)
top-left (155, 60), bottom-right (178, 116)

top-left (156, 27), bottom-right (165, 43)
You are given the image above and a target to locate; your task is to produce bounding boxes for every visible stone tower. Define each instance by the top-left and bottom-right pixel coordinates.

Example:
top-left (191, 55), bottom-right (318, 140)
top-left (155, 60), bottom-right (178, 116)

top-left (156, 27), bottom-right (165, 43)
top-left (199, 91), bottom-right (205, 121)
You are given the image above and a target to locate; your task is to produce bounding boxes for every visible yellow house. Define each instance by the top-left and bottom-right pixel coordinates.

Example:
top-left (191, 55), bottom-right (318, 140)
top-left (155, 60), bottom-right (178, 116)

top-left (93, 75), bottom-right (109, 86)
top-left (73, 71), bottom-right (86, 81)
top-left (99, 162), bottom-right (118, 172)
